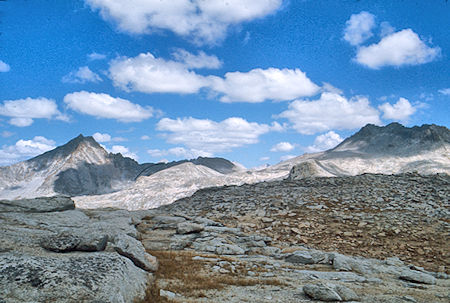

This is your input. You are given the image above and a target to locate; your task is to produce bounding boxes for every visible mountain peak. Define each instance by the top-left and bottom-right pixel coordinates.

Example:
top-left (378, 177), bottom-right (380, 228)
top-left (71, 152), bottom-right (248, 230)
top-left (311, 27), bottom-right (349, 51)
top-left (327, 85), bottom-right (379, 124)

top-left (29, 134), bottom-right (105, 164)
top-left (330, 123), bottom-right (450, 156)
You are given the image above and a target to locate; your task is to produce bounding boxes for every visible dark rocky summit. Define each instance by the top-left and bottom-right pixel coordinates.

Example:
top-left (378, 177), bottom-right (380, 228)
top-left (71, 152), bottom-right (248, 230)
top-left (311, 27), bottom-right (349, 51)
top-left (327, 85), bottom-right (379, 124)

top-left (329, 122), bottom-right (450, 156)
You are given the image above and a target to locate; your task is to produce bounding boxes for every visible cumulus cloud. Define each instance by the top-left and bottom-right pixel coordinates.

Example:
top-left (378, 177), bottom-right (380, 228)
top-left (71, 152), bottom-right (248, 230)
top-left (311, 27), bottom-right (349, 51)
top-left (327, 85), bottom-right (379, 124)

top-left (210, 68), bottom-right (320, 103)
top-left (64, 91), bottom-right (154, 122)
top-left (305, 131), bottom-right (344, 153)
top-left (92, 132), bottom-right (111, 143)
top-left (343, 11), bottom-right (376, 46)
top-left (109, 145), bottom-right (138, 161)
top-left (355, 29), bottom-right (440, 69)
top-left (378, 97), bottom-right (416, 121)
top-left (270, 142), bottom-right (295, 152)
top-left (109, 52), bottom-right (319, 103)
top-left (157, 116), bottom-right (280, 155)
top-left (438, 88), bottom-right (450, 96)
top-left (148, 147), bottom-right (211, 159)
top-left (85, 0), bottom-right (282, 45)
top-left (379, 21), bottom-right (395, 37)
top-left (172, 49), bottom-right (222, 69)
top-left (141, 135), bottom-right (151, 140)
top-left (88, 52), bottom-right (107, 61)
top-left (0, 60), bottom-right (10, 72)
top-left (0, 136), bottom-right (56, 165)
top-left (62, 66), bottom-right (102, 84)
top-left (109, 53), bottom-right (208, 94)
top-left (0, 97), bottom-right (67, 127)
top-left (278, 92), bottom-right (381, 135)
top-left (93, 132), bottom-right (126, 143)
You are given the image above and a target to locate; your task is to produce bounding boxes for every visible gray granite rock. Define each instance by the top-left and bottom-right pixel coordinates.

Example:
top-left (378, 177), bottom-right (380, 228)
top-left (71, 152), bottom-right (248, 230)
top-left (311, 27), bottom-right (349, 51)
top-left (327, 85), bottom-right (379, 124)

top-left (0, 196), bottom-right (75, 213)
top-left (113, 234), bottom-right (158, 272)
top-left (303, 283), bottom-right (342, 301)
top-left (400, 269), bottom-right (436, 285)
top-left (0, 252), bottom-right (150, 303)
top-left (40, 232), bottom-right (81, 252)
top-left (176, 222), bottom-right (204, 234)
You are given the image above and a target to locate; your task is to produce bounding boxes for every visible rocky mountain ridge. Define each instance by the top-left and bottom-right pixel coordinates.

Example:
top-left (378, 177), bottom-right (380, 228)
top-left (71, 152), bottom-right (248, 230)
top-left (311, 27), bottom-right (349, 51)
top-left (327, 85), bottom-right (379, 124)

top-left (0, 123), bottom-right (449, 209)
top-left (0, 135), bottom-right (240, 200)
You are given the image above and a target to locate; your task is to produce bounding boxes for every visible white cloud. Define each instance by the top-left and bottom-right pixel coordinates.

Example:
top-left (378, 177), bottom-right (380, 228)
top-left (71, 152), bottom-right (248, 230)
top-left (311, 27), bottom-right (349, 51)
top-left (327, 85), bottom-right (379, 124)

top-left (88, 52), bottom-right (107, 61)
top-left (148, 147), bottom-right (210, 160)
top-left (64, 91), bottom-right (154, 122)
top-left (0, 97), bottom-right (67, 127)
top-left (210, 68), bottom-right (319, 103)
top-left (109, 52), bottom-right (319, 103)
top-left (270, 142), bottom-right (295, 152)
top-left (379, 97), bottom-right (416, 121)
top-left (109, 145), bottom-right (138, 161)
top-left (62, 66), bottom-right (102, 84)
top-left (147, 149), bottom-right (167, 158)
top-left (259, 156), bottom-right (270, 161)
top-left (379, 21), bottom-right (395, 37)
top-left (278, 92), bottom-right (381, 135)
top-left (355, 29), bottom-right (440, 69)
top-left (109, 53), bottom-right (208, 94)
top-left (0, 60), bottom-right (10, 72)
top-left (438, 88), bottom-right (450, 96)
top-left (157, 116), bottom-right (279, 155)
top-left (85, 0), bottom-right (282, 45)
top-left (343, 11), bottom-right (376, 46)
top-left (141, 135), bottom-right (151, 140)
top-left (1, 131), bottom-right (14, 138)
top-left (172, 49), bottom-right (222, 69)
top-left (0, 136), bottom-right (56, 165)
top-left (305, 131), bottom-right (344, 153)
top-left (322, 82), bottom-right (343, 95)
top-left (93, 133), bottom-right (127, 143)
top-left (92, 132), bottom-right (111, 142)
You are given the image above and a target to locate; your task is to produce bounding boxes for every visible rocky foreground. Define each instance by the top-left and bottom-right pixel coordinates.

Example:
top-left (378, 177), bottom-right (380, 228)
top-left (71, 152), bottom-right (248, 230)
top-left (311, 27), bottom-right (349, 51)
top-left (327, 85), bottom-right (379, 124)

top-left (0, 197), bottom-right (157, 302)
top-left (1, 173), bottom-right (449, 302)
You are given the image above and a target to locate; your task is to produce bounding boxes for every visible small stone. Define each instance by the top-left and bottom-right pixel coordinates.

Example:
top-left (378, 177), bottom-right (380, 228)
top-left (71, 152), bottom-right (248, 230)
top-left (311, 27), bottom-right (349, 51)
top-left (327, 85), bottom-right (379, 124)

top-left (334, 284), bottom-right (359, 301)
top-left (286, 251), bottom-right (314, 264)
top-left (40, 232), bottom-right (80, 253)
top-left (159, 289), bottom-right (177, 299)
top-left (291, 228), bottom-right (302, 234)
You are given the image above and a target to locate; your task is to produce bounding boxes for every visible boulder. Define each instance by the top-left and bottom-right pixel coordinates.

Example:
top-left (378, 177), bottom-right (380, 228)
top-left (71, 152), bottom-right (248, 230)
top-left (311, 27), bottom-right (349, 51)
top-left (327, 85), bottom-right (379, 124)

top-left (303, 283), bottom-right (342, 301)
top-left (400, 269), bottom-right (436, 285)
top-left (113, 234), bottom-right (158, 272)
top-left (0, 196), bottom-right (75, 213)
top-left (176, 222), bottom-right (204, 234)
top-left (0, 252), bottom-right (150, 303)
top-left (40, 232), bottom-right (80, 253)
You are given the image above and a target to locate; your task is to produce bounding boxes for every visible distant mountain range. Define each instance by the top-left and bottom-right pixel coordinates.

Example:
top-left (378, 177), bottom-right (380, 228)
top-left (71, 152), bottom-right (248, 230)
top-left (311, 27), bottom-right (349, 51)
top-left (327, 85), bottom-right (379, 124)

top-left (0, 123), bottom-right (449, 209)
top-left (0, 134), bottom-right (241, 200)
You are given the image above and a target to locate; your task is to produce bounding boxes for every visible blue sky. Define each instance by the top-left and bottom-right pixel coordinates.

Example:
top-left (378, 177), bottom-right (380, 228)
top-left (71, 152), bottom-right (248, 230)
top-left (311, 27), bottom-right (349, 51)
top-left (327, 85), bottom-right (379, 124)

top-left (0, 0), bottom-right (449, 167)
